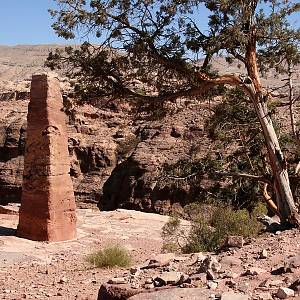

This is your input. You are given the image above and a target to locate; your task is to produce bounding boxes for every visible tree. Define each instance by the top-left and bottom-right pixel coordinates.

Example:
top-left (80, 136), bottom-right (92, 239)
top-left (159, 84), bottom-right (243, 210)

top-left (47, 0), bottom-right (300, 224)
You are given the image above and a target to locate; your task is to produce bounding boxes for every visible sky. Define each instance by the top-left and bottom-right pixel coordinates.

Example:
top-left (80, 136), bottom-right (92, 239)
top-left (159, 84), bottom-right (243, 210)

top-left (0, 0), bottom-right (75, 45)
top-left (0, 1), bottom-right (299, 46)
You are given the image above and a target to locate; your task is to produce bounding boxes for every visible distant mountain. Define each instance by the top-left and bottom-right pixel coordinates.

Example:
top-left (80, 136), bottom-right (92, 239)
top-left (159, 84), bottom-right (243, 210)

top-left (0, 44), bottom-right (299, 92)
top-left (0, 45), bottom-right (71, 93)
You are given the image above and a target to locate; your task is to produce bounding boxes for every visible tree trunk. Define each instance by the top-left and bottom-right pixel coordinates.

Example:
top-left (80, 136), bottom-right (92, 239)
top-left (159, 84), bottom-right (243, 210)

top-left (252, 96), bottom-right (300, 224)
top-left (245, 29), bottom-right (300, 225)
top-left (288, 62), bottom-right (298, 141)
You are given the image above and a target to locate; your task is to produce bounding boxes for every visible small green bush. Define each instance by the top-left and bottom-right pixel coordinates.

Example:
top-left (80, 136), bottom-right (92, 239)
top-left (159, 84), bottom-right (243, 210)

top-left (162, 203), bottom-right (266, 253)
top-left (87, 245), bottom-right (132, 268)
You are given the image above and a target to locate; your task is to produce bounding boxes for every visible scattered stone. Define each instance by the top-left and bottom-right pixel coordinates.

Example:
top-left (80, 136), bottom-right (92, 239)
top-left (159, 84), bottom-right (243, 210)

top-left (144, 283), bottom-right (154, 289)
top-left (259, 278), bottom-right (284, 288)
top-left (256, 292), bottom-right (273, 300)
top-left (260, 249), bottom-right (268, 259)
top-left (207, 269), bottom-right (218, 280)
top-left (221, 291), bottom-right (249, 300)
top-left (174, 256), bottom-right (188, 262)
top-left (180, 274), bottom-right (190, 284)
top-left (199, 256), bottom-right (221, 273)
top-left (286, 254), bottom-right (300, 270)
top-left (188, 253), bottom-right (207, 266)
top-left (276, 287), bottom-right (295, 299)
top-left (289, 278), bottom-right (300, 292)
top-left (108, 277), bottom-right (127, 284)
top-left (130, 267), bottom-right (141, 277)
top-left (244, 267), bottom-right (267, 276)
top-left (189, 273), bottom-right (207, 284)
top-left (154, 272), bottom-right (184, 286)
top-left (208, 281), bottom-right (218, 289)
top-left (225, 279), bottom-right (237, 288)
top-left (144, 278), bottom-right (153, 285)
top-left (58, 277), bottom-right (67, 284)
top-left (171, 126), bottom-right (183, 138)
top-left (268, 279), bottom-right (285, 287)
top-left (143, 253), bottom-right (175, 269)
top-left (226, 236), bottom-right (244, 248)
top-left (271, 265), bottom-right (288, 275)
top-left (238, 282), bottom-right (249, 293)
top-left (223, 272), bottom-right (239, 279)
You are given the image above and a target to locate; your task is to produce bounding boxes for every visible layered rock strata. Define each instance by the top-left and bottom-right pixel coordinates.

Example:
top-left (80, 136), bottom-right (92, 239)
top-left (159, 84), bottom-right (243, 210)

top-left (17, 73), bottom-right (77, 241)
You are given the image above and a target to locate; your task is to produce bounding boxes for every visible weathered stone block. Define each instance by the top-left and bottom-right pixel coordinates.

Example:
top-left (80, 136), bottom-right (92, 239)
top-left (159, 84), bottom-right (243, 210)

top-left (17, 73), bottom-right (76, 241)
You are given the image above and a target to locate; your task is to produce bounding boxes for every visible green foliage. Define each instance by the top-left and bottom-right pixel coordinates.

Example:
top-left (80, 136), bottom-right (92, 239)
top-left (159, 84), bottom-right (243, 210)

top-left (161, 216), bottom-right (184, 253)
top-left (47, 0), bottom-right (300, 101)
top-left (86, 245), bottom-right (132, 268)
top-left (160, 88), bottom-right (267, 211)
top-left (162, 203), bottom-right (266, 253)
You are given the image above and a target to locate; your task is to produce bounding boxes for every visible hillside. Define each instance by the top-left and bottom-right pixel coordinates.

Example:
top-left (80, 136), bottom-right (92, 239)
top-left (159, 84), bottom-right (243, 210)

top-left (0, 44), bottom-right (299, 90)
top-left (0, 45), bottom-right (65, 81)
top-left (0, 44), bottom-right (300, 213)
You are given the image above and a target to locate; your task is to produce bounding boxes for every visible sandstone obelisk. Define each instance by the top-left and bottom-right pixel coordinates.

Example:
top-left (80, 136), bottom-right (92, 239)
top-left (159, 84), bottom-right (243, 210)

top-left (17, 73), bottom-right (77, 241)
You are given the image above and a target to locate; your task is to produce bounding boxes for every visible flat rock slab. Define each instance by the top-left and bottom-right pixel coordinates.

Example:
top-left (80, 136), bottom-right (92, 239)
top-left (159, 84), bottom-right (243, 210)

top-left (221, 292), bottom-right (249, 300)
top-left (128, 288), bottom-right (213, 300)
top-left (0, 208), bottom-right (176, 266)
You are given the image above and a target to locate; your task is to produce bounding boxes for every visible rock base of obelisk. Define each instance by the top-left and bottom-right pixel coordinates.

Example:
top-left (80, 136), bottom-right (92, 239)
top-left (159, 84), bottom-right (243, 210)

top-left (17, 73), bottom-right (76, 241)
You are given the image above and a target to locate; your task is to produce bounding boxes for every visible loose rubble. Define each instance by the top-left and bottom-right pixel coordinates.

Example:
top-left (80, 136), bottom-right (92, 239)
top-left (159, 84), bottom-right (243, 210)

top-left (96, 228), bottom-right (300, 300)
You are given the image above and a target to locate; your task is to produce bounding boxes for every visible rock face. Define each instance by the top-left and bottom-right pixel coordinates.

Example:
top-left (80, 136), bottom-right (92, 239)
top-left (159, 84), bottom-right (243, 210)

top-left (17, 73), bottom-right (76, 241)
top-left (99, 103), bottom-right (212, 213)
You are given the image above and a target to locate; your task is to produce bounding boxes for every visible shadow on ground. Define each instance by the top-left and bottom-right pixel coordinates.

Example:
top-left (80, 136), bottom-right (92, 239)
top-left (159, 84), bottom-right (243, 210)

top-left (0, 226), bottom-right (16, 236)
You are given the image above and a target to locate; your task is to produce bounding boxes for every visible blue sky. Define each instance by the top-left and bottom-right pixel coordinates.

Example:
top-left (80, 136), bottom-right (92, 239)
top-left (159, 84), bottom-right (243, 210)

top-left (0, 1), bottom-right (299, 46)
top-left (0, 0), bottom-right (73, 45)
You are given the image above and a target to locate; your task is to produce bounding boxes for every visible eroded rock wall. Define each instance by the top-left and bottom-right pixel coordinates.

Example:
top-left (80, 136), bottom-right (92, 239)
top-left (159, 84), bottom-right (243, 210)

top-left (0, 86), bottom-right (133, 207)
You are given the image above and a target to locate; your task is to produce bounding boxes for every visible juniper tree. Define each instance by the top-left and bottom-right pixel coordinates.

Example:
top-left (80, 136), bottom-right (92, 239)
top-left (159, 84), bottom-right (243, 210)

top-left (48, 0), bottom-right (300, 224)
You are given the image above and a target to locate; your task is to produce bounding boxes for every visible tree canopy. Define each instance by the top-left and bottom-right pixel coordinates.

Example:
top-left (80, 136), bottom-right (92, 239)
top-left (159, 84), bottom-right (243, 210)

top-left (48, 0), bottom-right (300, 224)
top-left (47, 0), bottom-right (300, 100)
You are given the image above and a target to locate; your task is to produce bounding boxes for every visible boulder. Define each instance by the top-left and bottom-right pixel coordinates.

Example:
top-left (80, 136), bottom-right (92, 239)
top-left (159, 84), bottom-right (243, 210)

top-left (98, 283), bottom-right (143, 300)
top-left (199, 256), bottom-right (222, 273)
top-left (276, 287), bottom-right (295, 299)
top-left (154, 272), bottom-right (186, 286)
top-left (128, 288), bottom-right (214, 300)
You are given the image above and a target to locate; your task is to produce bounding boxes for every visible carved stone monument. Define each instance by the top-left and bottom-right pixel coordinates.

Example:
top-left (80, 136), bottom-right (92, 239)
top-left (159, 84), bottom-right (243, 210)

top-left (17, 73), bottom-right (77, 241)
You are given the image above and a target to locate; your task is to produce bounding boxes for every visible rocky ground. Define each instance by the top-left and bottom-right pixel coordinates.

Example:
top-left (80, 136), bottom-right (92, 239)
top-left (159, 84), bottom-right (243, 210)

top-left (2, 205), bottom-right (300, 299)
top-left (0, 205), bottom-right (174, 299)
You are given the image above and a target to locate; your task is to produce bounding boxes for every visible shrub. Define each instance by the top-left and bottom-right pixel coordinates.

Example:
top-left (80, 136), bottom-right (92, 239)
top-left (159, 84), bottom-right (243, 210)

top-left (87, 245), bottom-right (132, 268)
top-left (162, 203), bottom-right (266, 253)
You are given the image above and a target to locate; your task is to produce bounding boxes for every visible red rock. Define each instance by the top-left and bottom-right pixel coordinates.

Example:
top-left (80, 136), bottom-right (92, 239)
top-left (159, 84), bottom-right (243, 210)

top-left (17, 73), bottom-right (76, 241)
top-left (226, 235), bottom-right (244, 248)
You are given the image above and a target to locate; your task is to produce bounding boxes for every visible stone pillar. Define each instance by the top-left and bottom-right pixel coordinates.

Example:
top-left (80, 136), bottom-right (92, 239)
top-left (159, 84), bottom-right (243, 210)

top-left (17, 73), bottom-right (77, 241)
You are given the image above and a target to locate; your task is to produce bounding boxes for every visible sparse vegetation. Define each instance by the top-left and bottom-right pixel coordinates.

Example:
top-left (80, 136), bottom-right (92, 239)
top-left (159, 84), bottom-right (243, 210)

top-left (162, 203), bottom-right (267, 253)
top-left (86, 245), bottom-right (132, 268)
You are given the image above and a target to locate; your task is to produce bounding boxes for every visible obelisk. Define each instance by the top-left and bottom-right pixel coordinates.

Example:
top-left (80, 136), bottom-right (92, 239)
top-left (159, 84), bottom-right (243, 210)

top-left (17, 73), bottom-right (77, 241)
